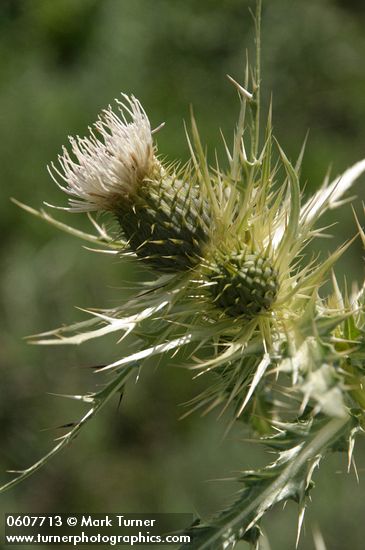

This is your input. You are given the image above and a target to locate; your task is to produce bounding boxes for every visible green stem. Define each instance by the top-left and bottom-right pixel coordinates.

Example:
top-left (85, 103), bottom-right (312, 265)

top-left (253, 0), bottom-right (262, 158)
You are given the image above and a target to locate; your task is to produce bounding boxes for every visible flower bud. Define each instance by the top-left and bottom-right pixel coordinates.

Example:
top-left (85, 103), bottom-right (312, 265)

top-left (205, 247), bottom-right (279, 318)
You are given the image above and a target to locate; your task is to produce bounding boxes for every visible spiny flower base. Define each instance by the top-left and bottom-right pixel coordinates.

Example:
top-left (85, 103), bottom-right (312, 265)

top-left (117, 177), bottom-right (211, 272)
top-left (207, 249), bottom-right (279, 318)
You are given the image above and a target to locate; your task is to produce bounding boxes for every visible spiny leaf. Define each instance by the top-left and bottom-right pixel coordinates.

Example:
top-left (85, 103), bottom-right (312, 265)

top-left (0, 367), bottom-right (134, 494)
top-left (180, 416), bottom-right (350, 550)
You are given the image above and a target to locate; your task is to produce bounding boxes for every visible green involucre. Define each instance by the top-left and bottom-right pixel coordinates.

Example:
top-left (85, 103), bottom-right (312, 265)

top-left (116, 176), bottom-right (211, 272)
top-left (206, 248), bottom-right (279, 318)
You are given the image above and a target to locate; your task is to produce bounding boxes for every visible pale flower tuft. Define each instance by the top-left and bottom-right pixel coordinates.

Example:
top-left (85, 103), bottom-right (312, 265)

top-left (48, 94), bottom-right (159, 212)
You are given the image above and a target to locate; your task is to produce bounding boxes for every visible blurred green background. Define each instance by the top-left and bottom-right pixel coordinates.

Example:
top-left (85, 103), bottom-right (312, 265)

top-left (1, 1), bottom-right (365, 549)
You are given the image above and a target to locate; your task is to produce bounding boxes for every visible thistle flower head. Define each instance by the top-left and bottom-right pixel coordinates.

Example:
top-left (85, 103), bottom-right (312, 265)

top-left (6, 6), bottom-right (365, 548)
top-left (49, 94), bottom-right (159, 213)
top-left (37, 78), bottom-right (365, 408)
top-left (25, 81), bottom-right (363, 435)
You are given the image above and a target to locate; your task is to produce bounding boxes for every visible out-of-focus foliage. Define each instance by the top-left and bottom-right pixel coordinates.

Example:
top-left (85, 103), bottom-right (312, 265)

top-left (0, 1), bottom-right (364, 549)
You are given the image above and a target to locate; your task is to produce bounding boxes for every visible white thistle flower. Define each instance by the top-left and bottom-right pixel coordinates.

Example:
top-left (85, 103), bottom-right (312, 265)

top-left (49, 94), bottom-right (159, 213)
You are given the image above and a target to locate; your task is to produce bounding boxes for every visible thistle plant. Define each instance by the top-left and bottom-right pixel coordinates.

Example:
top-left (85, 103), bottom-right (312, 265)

top-left (4, 1), bottom-right (365, 548)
